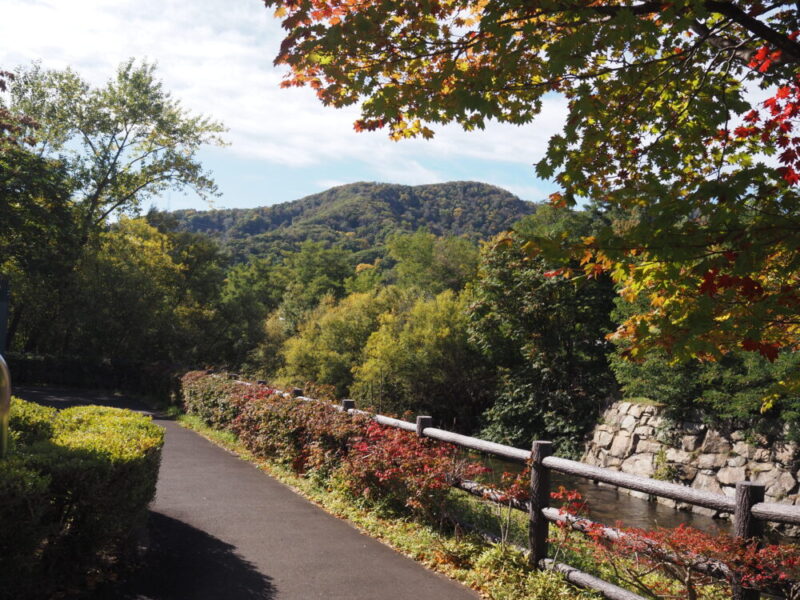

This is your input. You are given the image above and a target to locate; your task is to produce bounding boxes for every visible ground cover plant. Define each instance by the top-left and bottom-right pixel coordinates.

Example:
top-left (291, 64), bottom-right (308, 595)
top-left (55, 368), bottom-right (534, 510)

top-left (1, 397), bottom-right (164, 599)
top-left (180, 371), bottom-right (800, 599)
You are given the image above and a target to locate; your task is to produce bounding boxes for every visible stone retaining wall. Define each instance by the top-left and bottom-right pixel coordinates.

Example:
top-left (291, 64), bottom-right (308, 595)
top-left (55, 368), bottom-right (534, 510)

top-left (583, 401), bottom-right (799, 518)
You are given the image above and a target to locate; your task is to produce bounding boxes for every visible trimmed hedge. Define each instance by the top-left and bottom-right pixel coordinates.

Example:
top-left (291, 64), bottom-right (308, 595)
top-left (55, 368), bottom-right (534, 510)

top-left (1, 397), bottom-right (164, 599)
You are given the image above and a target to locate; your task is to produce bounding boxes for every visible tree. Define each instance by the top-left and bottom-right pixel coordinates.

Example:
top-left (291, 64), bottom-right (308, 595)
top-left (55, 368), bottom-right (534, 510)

top-left (386, 229), bottom-right (478, 294)
top-left (351, 289), bottom-right (492, 431)
top-left (279, 286), bottom-right (408, 395)
top-left (0, 146), bottom-right (78, 351)
top-left (0, 70), bottom-right (79, 350)
top-left (216, 259), bottom-right (286, 367)
top-left (277, 240), bottom-right (353, 331)
top-left (5, 60), bottom-right (225, 242)
top-left (59, 218), bottom-right (186, 362)
top-left (263, 0), bottom-right (800, 372)
top-left (0, 70), bottom-right (36, 148)
top-left (610, 295), bottom-right (800, 433)
top-left (469, 214), bottom-right (617, 456)
top-left (2, 61), bottom-right (227, 363)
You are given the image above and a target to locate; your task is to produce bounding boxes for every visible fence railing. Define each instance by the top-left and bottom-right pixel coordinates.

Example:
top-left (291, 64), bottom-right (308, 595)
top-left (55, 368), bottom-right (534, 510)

top-left (277, 386), bottom-right (799, 600)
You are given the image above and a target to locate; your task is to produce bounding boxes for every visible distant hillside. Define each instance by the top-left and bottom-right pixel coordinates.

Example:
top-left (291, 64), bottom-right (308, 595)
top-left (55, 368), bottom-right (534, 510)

top-left (172, 181), bottom-right (537, 261)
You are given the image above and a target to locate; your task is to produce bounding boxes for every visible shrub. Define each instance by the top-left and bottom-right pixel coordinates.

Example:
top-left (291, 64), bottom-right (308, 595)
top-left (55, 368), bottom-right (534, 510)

top-left (181, 371), bottom-right (264, 429)
top-left (180, 372), bottom-right (487, 519)
top-left (9, 398), bottom-right (57, 446)
top-left (1, 397), bottom-right (164, 599)
top-left (0, 456), bottom-right (51, 589)
top-left (232, 393), bottom-right (368, 479)
top-left (337, 422), bottom-right (485, 518)
top-left (549, 488), bottom-right (800, 599)
top-left (582, 522), bottom-right (800, 599)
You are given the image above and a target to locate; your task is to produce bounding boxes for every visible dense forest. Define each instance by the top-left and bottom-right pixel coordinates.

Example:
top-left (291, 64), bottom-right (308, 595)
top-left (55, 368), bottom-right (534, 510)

top-left (3, 60), bottom-right (800, 459)
top-left (171, 181), bottom-right (536, 262)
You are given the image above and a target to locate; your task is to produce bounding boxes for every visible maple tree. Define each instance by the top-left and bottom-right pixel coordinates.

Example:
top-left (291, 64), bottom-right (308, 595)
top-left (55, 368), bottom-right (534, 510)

top-left (262, 0), bottom-right (800, 376)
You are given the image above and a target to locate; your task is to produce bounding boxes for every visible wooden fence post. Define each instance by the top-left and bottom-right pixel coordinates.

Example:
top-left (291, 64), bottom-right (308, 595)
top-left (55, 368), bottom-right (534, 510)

top-left (733, 481), bottom-right (765, 600)
top-left (416, 416), bottom-right (433, 437)
top-left (341, 398), bottom-right (355, 412)
top-left (530, 440), bottom-right (553, 569)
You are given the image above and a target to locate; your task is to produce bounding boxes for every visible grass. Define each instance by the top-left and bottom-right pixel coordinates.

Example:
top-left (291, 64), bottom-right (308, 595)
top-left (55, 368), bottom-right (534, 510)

top-left (174, 413), bottom-right (600, 600)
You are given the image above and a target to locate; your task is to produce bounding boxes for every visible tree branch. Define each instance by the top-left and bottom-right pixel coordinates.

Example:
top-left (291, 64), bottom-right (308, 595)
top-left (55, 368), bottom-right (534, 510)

top-left (705, 1), bottom-right (800, 62)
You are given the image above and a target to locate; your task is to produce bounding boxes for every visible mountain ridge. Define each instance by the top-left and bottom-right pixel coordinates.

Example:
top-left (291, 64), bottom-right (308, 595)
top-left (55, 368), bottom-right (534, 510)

top-left (171, 181), bottom-right (538, 260)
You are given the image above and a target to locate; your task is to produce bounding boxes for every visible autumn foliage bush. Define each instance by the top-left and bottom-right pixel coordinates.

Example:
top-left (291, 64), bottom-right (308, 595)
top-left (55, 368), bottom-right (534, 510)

top-left (339, 421), bottom-right (487, 515)
top-left (549, 488), bottom-right (800, 599)
top-left (232, 391), bottom-right (367, 478)
top-left (180, 370), bottom-right (258, 429)
top-left (180, 371), bottom-right (483, 517)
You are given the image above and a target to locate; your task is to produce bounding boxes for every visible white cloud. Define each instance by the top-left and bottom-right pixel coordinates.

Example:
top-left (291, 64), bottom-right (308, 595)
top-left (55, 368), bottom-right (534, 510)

top-left (496, 183), bottom-right (551, 203)
top-left (315, 179), bottom-right (350, 190)
top-left (1, 0), bottom-right (563, 202)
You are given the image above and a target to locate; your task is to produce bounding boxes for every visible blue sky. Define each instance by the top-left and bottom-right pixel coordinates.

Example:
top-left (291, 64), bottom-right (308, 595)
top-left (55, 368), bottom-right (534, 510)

top-left (1, 0), bottom-right (566, 211)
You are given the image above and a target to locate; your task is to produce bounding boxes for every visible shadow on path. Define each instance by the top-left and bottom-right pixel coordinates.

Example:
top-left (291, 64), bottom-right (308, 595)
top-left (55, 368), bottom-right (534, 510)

top-left (91, 512), bottom-right (275, 600)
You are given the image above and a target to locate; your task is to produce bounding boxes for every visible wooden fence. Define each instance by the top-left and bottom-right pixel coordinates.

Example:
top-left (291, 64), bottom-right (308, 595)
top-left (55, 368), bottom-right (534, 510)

top-left (268, 383), bottom-right (800, 600)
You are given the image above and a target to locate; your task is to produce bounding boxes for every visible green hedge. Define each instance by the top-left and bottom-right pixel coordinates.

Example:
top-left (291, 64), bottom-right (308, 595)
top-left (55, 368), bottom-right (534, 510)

top-left (1, 397), bottom-right (164, 599)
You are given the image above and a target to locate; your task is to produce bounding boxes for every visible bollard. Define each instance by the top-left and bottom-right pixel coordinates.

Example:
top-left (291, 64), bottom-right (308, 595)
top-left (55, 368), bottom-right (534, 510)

top-left (342, 398), bottom-right (355, 412)
top-left (529, 440), bottom-right (553, 569)
top-left (416, 415), bottom-right (432, 437)
top-left (0, 353), bottom-right (10, 458)
top-left (732, 482), bottom-right (765, 600)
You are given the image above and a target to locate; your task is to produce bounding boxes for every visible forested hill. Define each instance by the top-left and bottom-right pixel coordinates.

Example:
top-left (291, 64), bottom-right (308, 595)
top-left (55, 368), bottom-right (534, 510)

top-left (171, 181), bottom-right (537, 260)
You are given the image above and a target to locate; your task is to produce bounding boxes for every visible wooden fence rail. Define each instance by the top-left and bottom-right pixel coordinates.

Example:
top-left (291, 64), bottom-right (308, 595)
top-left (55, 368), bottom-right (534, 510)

top-left (270, 385), bottom-right (798, 600)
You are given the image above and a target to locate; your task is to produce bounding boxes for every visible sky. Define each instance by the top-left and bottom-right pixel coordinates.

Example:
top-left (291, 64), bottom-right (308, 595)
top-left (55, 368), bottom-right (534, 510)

top-left (1, 0), bottom-right (566, 212)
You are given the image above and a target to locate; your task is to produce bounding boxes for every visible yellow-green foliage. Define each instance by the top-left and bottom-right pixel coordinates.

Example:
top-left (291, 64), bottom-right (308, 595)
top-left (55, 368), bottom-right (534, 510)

top-left (279, 286), bottom-right (410, 396)
top-left (351, 289), bottom-right (491, 429)
top-left (9, 398), bottom-right (57, 445)
top-left (54, 405), bottom-right (163, 459)
top-left (2, 397), bottom-right (164, 599)
top-left (470, 546), bottom-right (600, 600)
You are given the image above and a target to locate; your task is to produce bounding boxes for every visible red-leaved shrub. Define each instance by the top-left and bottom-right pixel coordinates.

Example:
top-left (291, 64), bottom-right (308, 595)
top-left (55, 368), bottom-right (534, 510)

top-left (338, 422), bottom-right (486, 518)
top-left (549, 488), bottom-right (800, 599)
top-left (180, 372), bottom-right (486, 520)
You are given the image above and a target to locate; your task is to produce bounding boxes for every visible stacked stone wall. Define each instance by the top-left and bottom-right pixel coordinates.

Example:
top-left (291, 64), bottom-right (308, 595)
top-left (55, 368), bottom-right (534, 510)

top-left (583, 401), bottom-right (799, 518)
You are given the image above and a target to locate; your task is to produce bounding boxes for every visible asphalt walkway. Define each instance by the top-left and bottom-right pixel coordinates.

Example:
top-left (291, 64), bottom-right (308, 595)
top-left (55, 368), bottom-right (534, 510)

top-left (15, 387), bottom-right (480, 600)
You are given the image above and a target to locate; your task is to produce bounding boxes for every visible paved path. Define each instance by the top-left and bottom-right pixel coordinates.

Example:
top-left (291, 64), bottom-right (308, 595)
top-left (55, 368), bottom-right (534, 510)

top-left (15, 387), bottom-right (480, 600)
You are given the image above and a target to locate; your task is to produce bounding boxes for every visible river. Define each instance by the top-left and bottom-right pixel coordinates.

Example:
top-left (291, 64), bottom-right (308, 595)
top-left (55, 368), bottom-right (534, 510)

top-left (471, 453), bottom-right (731, 535)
